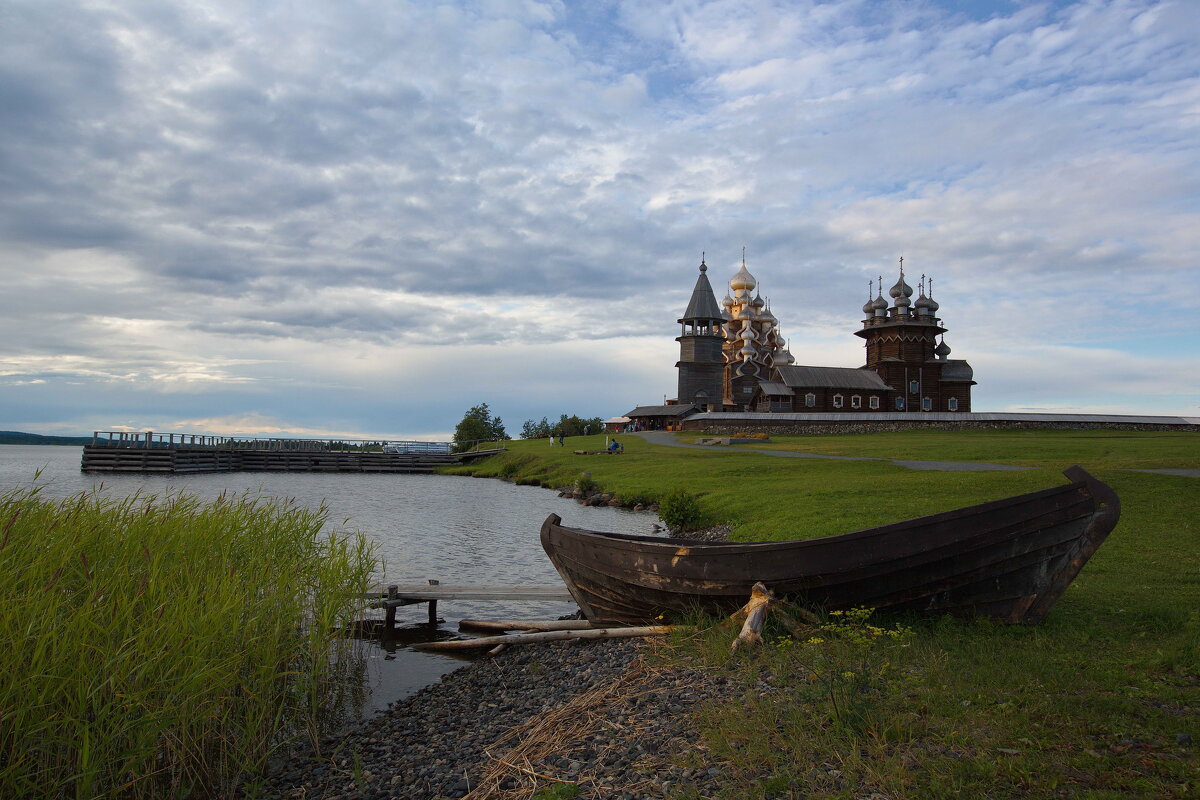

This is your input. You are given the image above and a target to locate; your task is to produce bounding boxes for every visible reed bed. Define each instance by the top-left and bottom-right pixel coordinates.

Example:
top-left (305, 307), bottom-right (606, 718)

top-left (0, 484), bottom-right (377, 799)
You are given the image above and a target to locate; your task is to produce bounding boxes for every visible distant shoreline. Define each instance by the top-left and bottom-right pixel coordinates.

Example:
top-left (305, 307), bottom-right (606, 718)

top-left (0, 431), bottom-right (91, 446)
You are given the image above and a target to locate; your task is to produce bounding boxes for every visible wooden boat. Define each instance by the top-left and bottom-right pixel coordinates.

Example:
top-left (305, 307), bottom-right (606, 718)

top-left (540, 466), bottom-right (1119, 626)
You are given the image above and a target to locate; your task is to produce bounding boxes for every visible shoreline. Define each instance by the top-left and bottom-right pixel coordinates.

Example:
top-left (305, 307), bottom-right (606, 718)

top-left (260, 637), bottom-right (744, 799)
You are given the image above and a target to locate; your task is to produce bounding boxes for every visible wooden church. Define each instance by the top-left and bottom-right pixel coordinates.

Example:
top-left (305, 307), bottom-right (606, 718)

top-left (675, 255), bottom-right (974, 414)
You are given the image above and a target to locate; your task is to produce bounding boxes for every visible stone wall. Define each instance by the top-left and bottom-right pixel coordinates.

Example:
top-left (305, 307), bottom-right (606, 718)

top-left (682, 419), bottom-right (1198, 436)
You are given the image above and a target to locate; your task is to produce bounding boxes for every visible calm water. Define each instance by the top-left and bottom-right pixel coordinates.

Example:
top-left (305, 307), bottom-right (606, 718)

top-left (1, 445), bottom-right (662, 715)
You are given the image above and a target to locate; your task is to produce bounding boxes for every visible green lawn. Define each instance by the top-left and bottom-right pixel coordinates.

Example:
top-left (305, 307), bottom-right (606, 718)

top-left (715, 428), bottom-right (1200, 470)
top-left (456, 431), bottom-right (1199, 798)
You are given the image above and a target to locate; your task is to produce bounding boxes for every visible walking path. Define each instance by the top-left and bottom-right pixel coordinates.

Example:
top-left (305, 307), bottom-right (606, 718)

top-left (630, 431), bottom-right (1029, 472)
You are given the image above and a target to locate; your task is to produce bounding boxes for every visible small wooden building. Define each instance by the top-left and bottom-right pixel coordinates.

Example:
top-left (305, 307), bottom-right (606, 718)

top-left (752, 365), bottom-right (893, 413)
top-left (624, 404), bottom-right (699, 431)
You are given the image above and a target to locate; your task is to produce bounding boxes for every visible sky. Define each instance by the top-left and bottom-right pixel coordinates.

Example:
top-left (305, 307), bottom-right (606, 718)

top-left (1, 0), bottom-right (1197, 440)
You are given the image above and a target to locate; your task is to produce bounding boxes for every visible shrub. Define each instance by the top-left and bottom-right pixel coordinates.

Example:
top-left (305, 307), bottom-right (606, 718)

top-left (575, 472), bottom-right (600, 494)
top-left (658, 489), bottom-right (705, 532)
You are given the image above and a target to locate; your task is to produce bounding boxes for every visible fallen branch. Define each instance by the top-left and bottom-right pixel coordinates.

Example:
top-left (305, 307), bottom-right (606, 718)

top-left (459, 619), bottom-right (596, 633)
top-left (413, 625), bottom-right (674, 651)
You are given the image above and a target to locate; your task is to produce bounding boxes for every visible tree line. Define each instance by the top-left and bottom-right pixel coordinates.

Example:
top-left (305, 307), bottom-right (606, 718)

top-left (519, 414), bottom-right (604, 440)
top-left (450, 404), bottom-right (605, 452)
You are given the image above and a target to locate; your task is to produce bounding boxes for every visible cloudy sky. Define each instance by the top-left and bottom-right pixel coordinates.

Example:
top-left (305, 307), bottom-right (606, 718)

top-left (2, 0), bottom-right (1197, 440)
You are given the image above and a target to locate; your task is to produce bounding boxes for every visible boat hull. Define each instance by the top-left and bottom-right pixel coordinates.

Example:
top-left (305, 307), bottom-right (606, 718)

top-left (540, 466), bottom-right (1119, 626)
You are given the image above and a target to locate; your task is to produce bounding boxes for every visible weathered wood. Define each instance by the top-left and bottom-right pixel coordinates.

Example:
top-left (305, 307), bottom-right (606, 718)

top-left (730, 582), bottom-right (775, 652)
top-left (459, 619), bottom-right (596, 633)
top-left (365, 584), bottom-right (575, 602)
top-left (80, 434), bottom-right (486, 474)
top-left (412, 625), bottom-right (673, 651)
top-left (541, 467), bottom-right (1121, 626)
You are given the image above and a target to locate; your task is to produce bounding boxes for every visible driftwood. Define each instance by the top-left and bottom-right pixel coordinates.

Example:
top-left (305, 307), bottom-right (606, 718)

top-left (730, 582), bottom-right (774, 652)
top-left (729, 582), bottom-right (819, 652)
top-left (459, 619), bottom-right (595, 633)
top-left (413, 625), bottom-right (673, 652)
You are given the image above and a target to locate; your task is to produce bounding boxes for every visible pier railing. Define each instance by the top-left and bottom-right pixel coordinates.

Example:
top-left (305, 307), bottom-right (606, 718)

top-left (89, 431), bottom-right (454, 453)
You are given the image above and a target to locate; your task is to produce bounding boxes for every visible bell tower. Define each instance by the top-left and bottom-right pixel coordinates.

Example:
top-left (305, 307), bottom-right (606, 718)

top-left (856, 258), bottom-right (973, 412)
top-left (676, 256), bottom-right (726, 411)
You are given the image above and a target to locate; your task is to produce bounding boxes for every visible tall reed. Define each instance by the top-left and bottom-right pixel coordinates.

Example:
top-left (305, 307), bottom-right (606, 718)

top-left (0, 485), bottom-right (377, 799)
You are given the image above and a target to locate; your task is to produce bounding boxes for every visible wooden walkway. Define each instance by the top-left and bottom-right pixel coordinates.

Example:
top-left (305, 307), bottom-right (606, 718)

top-left (80, 430), bottom-right (505, 474)
top-left (367, 582), bottom-right (575, 627)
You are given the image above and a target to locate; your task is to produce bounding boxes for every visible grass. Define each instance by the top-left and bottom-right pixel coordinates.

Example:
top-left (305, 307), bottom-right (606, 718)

top-left (0, 484), bottom-right (377, 800)
top-left (717, 428), bottom-right (1200, 470)
top-left (456, 430), bottom-right (1199, 798)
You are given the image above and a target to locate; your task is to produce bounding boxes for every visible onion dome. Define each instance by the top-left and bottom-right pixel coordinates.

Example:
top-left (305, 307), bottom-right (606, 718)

top-left (752, 293), bottom-right (765, 309)
top-left (935, 338), bottom-right (951, 359)
top-left (890, 274), bottom-right (913, 310)
top-left (926, 279), bottom-right (940, 314)
top-left (915, 291), bottom-right (931, 315)
top-left (722, 292), bottom-right (734, 309)
top-left (730, 259), bottom-right (757, 292)
top-left (871, 278), bottom-right (888, 315)
top-left (863, 297), bottom-right (875, 315)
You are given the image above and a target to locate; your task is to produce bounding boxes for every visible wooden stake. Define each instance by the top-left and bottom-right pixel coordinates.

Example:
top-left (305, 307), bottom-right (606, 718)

top-left (730, 582), bottom-right (775, 652)
top-left (413, 625), bottom-right (673, 651)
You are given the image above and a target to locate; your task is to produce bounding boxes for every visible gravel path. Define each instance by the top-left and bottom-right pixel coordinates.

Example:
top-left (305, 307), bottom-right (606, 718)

top-left (258, 637), bottom-right (742, 800)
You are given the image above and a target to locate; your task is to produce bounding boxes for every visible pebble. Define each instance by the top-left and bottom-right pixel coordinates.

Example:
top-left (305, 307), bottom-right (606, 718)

top-left (254, 638), bottom-right (740, 799)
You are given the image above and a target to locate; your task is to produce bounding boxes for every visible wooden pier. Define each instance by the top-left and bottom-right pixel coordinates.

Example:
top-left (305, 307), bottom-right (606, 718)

top-left (81, 430), bottom-right (505, 474)
top-left (367, 581), bottom-right (575, 628)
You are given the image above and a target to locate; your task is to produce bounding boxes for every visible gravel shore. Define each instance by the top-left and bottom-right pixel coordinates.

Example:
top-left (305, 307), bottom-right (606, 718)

top-left (259, 637), bottom-right (741, 800)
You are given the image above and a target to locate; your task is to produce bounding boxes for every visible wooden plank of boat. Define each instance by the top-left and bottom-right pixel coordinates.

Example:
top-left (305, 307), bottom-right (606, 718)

top-left (540, 466), bottom-right (1120, 626)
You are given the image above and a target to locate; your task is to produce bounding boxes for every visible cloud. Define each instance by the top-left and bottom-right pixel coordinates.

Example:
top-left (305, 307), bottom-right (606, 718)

top-left (0, 0), bottom-right (1196, 437)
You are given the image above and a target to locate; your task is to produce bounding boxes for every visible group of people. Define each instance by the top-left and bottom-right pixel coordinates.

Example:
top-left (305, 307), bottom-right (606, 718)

top-left (547, 424), bottom-right (595, 446)
top-left (547, 430), bottom-right (623, 453)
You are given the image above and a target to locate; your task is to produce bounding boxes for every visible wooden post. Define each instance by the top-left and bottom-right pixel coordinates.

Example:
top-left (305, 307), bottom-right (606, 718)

top-left (427, 579), bottom-right (439, 625)
top-left (384, 584), bottom-right (399, 631)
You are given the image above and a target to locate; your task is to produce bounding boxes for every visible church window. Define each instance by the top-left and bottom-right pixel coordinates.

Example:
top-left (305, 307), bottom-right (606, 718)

top-left (833, 394), bottom-right (844, 409)
top-left (948, 397), bottom-right (959, 411)
top-left (895, 397), bottom-right (905, 410)
top-left (851, 395), bottom-right (861, 409)
top-left (922, 397), bottom-right (932, 411)
top-left (805, 393), bottom-right (816, 407)
top-left (869, 396), bottom-right (880, 410)
top-left (909, 380), bottom-right (919, 395)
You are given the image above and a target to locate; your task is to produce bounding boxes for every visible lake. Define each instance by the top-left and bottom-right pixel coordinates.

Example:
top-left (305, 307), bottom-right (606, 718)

top-left (0, 445), bottom-right (662, 716)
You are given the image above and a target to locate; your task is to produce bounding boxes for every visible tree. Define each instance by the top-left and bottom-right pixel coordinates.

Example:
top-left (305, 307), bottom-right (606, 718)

top-left (519, 413), bottom-right (604, 439)
top-left (521, 417), bottom-right (552, 439)
top-left (452, 403), bottom-right (509, 452)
